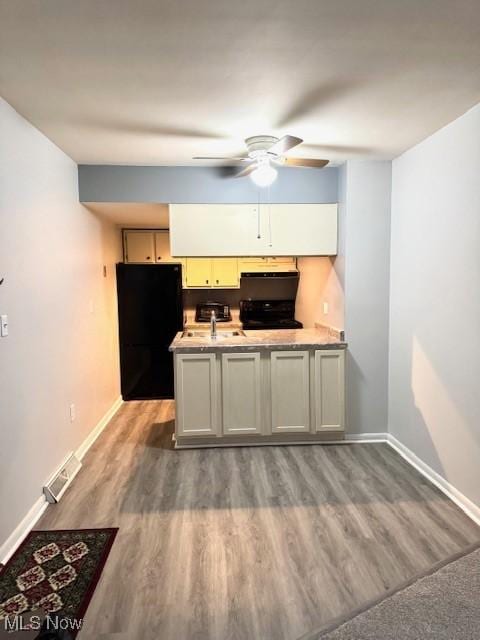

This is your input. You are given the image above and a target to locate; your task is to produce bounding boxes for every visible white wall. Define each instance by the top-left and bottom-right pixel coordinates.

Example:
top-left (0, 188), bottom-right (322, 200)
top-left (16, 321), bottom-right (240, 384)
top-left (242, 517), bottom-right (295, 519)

top-left (389, 103), bottom-right (480, 507)
top-left (0, 98), bottom-right (121, 550)
top-left (296, 257), bottom-right (344, 330)
top-left (343, 161), bottom-right (392, 434)
top-left (296, 176), bottom-right (347, 331)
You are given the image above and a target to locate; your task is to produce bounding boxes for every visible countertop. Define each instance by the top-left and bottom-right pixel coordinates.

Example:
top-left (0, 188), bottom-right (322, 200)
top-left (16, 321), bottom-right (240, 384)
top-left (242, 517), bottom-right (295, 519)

top-left (169, 327), bottom-right (347, 353)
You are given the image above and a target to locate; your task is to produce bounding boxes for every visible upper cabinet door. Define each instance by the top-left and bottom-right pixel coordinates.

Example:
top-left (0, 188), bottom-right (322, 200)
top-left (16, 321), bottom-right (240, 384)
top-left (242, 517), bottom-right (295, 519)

top-left (212, 259), bottom-right (239, 287)
top-left (261, 204), bottom-right (338, 256)
top-left (154, 231), bottom-right (173, 262)
top-left (185, 258), bottom-right (212, 287)
top-left (124, 231), bottom-right (155, 263)
top-left (170, 204), bottom-right (257, 256)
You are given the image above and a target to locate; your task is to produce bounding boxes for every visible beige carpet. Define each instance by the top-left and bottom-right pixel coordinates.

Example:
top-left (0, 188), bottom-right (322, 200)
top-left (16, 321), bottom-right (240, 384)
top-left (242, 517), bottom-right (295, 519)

top-left (300, 541), bottom-right (480, 640)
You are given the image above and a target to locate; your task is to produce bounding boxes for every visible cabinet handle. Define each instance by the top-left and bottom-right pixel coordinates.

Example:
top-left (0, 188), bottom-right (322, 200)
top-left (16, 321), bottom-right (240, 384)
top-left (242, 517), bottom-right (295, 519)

top-left (146, 256), bottom-right (151, 260)
top-left (157, 256), bottom-right (162, 260)
top-left (206, 279), bottom-right (209, 284)
top-left (216, 279), bottom-right (219, 284)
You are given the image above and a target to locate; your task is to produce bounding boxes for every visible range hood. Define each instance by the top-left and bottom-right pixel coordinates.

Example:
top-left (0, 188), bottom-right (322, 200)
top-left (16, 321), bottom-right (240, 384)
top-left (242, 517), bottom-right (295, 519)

top-left (240, 272), bottom-right (300, 300)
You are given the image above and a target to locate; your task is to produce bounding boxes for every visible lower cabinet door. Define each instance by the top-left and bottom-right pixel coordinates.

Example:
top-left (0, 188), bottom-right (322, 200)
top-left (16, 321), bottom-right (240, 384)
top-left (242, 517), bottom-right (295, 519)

top-left (221, 352), bottom-right (262, 435)
top-left (270, 351), bottom-right (310, 433)
top-left (175, 353), bottom-right (218, 436)
top-left (314, 350), bottom-right (345, 432)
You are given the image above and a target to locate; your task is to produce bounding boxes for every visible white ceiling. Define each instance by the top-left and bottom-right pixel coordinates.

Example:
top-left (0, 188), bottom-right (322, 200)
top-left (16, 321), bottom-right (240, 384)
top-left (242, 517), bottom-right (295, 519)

top-left (1, 1), bottom-right (479, 165)
top-left (86, 203), bottom-right (170, 227)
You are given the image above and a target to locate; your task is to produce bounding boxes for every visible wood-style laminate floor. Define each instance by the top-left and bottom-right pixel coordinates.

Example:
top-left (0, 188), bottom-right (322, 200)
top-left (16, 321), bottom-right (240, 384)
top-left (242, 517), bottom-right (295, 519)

top-left (37, 401), bottom-right (480, 640)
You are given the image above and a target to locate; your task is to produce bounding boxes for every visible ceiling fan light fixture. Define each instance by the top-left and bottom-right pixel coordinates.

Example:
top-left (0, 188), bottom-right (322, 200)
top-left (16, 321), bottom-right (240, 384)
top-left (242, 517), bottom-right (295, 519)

top-left (250, 161), bottom-right (278, 187)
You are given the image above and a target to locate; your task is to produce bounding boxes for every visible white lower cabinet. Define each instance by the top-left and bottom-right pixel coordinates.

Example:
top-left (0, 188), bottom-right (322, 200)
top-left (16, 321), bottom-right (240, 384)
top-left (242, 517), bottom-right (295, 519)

top-left (221, 353), bottom-right (262, 435)
top-left (270, 351), bottom-right (310, 433)
top-left (174, 348), bottom-right (346, 443)
top-left (175, 353), bottom-right (218, 437)
top-left (314, 350), bottom-right (345, 432)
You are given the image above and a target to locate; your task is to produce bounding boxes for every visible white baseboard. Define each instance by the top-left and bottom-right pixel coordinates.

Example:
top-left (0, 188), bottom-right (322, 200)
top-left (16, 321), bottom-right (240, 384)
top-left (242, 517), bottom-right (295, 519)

top-left (344, 432), bottom-right (388, 443)
top-left (387, 434), bottom-right (480, 527)
top-left (0, 396), bottom-right (123, 566)
top-left (75, 396), bottom-right (123, 461)
top-left (0, 496), bottom-right (48, 565)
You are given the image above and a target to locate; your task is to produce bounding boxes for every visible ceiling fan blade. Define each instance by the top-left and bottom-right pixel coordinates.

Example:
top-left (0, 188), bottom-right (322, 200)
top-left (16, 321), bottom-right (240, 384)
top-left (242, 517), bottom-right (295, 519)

top-left (268, 135), bottom-right (303, 155)
top-left (283, 157), bottom-right (329, 168)
top-left (234, 164), bottom-right (256, 178)
top-left (193, 156), bottom-right (250, 162)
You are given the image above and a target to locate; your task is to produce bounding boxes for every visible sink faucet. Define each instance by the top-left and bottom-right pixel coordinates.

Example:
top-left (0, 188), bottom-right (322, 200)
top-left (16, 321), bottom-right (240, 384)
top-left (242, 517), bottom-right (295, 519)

top-left (210, 310), bottom-right (217, 339)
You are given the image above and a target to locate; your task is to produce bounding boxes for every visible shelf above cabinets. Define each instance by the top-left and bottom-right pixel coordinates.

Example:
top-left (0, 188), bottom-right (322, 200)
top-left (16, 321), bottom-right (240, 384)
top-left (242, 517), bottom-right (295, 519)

top-left (170, 203), bottom-right (338, 257)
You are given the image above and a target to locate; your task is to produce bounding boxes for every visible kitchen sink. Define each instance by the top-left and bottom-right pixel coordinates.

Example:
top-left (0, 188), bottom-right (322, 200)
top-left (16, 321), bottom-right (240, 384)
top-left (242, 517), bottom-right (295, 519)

top-left (182, 329), bottom-right (246, 338)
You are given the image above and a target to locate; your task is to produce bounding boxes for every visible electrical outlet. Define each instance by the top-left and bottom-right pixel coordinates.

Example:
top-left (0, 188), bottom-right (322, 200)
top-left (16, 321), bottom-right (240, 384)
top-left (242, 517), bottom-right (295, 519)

top-left (323, 302), bottom-right (329, 315)
top-left (69, 404), bottom-right (76, 422)
top-left (0, 314), bottom-right (8, 337)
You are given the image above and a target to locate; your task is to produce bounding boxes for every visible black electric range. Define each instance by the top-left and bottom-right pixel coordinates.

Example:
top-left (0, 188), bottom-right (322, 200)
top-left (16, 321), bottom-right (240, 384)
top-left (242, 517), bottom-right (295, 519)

top-left (240, 300), bottom-right (303, 330)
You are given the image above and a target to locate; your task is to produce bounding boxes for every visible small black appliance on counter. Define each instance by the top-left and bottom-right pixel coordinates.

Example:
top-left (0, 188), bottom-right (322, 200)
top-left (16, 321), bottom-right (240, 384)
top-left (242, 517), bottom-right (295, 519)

top-left (195, 302), bottom-right (232, 322)
top-left (240, 299), bottom-right (303, 330)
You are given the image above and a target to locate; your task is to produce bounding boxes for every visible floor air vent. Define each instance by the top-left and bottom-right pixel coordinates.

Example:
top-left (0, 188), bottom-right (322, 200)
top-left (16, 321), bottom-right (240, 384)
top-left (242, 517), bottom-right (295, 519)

top-left (43, 453), bottom-right (82, 503)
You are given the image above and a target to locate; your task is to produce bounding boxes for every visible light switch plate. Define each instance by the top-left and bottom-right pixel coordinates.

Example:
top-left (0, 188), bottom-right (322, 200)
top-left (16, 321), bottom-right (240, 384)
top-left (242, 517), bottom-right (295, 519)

top-left (0, 314), bottom-right (8, 337)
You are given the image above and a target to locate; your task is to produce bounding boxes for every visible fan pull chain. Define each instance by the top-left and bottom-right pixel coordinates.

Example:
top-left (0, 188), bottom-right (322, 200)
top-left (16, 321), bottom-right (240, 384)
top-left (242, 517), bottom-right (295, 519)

top-left (257, 188), bottom-right (261, 239)
top-left (268, 186), bottom-right (273, 247)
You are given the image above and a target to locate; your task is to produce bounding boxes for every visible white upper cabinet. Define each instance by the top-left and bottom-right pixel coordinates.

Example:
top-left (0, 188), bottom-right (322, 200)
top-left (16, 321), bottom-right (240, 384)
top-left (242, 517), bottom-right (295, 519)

top-left (258, 204), bottom-right (337, 256)
top-left (170, 204), bottom-right (257, 256)
top-left (169, 203), bottom-right (338, 257)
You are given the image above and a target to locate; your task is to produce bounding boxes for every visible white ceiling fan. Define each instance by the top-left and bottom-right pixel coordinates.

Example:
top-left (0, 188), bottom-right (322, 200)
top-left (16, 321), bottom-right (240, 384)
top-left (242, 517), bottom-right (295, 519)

top-left (194, 135), bottom-right (329, 186)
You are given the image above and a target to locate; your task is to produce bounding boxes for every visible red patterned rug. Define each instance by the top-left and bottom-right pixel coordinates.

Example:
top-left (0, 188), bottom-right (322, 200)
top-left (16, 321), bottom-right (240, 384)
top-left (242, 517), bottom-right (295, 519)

top-left (0, 528), bottom-right (118, 637)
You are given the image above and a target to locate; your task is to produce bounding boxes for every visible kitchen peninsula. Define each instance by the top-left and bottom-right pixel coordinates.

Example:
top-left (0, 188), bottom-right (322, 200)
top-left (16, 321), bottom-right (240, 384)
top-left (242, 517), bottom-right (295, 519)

top-left (169, 327), bottom-right (347, 448)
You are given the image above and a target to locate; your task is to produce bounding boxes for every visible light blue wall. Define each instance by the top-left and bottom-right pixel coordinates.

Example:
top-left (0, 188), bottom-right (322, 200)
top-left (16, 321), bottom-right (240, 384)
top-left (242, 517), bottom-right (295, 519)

top-left (78, 165), bottom-right (338, 203)
top-left (343, 161), bottom-right (392, 435)
top-left (389, 104), bottom-right (480, 507)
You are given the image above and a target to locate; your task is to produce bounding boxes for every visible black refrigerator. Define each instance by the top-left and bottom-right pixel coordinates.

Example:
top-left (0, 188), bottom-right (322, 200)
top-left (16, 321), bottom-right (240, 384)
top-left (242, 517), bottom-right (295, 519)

top-left (116, 263), bottom-right (183, 400)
